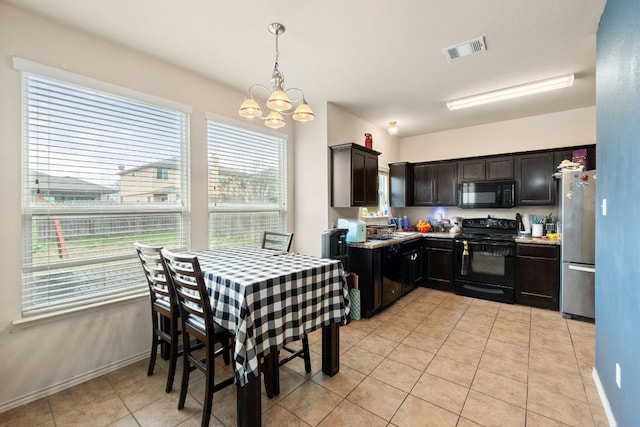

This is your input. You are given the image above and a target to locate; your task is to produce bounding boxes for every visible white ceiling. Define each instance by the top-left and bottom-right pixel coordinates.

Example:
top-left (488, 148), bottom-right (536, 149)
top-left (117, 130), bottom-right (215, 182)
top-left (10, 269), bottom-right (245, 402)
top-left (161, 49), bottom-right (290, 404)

top-left (4, 0), bottom-right (607, 137)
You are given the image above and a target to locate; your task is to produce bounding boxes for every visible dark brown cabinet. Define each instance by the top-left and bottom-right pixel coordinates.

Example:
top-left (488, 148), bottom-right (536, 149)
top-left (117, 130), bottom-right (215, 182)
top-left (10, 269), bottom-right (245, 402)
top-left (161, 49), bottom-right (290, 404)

top-left (515, 152), bottom-right (555, 205)
top-left (458, 156), bottom-right (514, 182)
top-left (330, 143), bottom-right (380, 207)
top-left (401, 240), bottom-right (424, 294)
top-left (413, 162), bottom-right (457, 206)
top-left (389, 162), bottom-right (411, 207)
top-left (516, 243), bottom-right (560, 310)
top-left (346, 246), bottom-right (383, 318)
top-left (423, 238), bottom-right (454, 292)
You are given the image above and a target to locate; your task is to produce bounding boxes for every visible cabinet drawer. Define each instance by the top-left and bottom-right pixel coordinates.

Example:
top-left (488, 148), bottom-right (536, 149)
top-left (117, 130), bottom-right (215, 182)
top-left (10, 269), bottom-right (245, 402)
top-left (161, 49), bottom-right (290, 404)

top-left (517, 244), bottom-right (558, 258)
top-left (424, 238), bottom-right (453, 250)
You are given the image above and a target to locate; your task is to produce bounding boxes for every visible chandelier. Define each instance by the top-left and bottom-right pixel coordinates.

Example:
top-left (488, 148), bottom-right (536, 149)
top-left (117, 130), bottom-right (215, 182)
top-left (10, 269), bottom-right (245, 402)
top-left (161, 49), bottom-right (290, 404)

top-left (238, 23), bottom-right (315, 129)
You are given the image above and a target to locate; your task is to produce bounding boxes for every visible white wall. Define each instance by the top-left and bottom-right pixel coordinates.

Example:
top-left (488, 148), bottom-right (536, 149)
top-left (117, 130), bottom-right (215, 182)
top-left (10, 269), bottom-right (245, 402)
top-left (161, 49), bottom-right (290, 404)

top-left (327, 104), bottom-right (401, 229)
top-left (0, 4), bottom-right (291, 411)
top-left (401, 106), bottom-right (596, 162)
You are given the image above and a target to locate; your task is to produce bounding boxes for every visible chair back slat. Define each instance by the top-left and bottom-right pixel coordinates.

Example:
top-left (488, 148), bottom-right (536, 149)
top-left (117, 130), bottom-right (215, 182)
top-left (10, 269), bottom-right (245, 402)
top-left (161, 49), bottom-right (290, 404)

top-left (160, 248), bottom-right (214, 341)
top-left (262, 231), bottom-right (294, 252)
top-left (134, 242), bottom-right (175, 308)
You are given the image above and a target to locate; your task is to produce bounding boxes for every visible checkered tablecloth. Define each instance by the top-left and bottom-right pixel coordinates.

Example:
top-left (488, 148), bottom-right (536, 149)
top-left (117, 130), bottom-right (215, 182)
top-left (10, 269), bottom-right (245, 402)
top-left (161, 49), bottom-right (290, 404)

top-left (191, 247), bottom-right (349, 386)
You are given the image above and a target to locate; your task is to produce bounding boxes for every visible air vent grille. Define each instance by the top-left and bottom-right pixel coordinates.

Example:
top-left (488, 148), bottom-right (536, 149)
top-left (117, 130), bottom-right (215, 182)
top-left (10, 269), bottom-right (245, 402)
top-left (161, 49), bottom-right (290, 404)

top-left (443, 36), bottom-right (486, 61)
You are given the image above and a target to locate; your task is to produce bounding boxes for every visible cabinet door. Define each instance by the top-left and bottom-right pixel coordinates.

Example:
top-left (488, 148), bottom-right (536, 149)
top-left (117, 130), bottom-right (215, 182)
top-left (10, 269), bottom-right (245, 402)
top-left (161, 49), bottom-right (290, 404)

top-left (389, 162), bottom-right (410, 207)
top-left (515, 152), bottom-right (555, 205)
top-left (486, 156), bottom-right (514, 180)
top-left (364, 153), bottom-right (379, 205)
top-left (347, 246), bottom-right (382, 317)
top-left (351, 150), bottom-right (367, 205)
top-left (412, 164), bottom-right (435, 205)
top-left (425, 246), bottom-right (454, 292)
top-left (516, 244), bottom-right (559, 310)
top-left (435, 162), bottom-right (457, 205)
top-left (458, 159), bottom-right (486, 182)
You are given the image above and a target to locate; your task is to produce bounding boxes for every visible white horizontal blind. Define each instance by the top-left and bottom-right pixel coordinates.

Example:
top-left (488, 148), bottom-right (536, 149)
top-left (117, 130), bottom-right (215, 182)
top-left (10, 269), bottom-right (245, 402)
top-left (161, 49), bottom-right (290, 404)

top-left (207, 121), bottom-right (287, 248)
top-left (22, 73), bottom-right (189, 316)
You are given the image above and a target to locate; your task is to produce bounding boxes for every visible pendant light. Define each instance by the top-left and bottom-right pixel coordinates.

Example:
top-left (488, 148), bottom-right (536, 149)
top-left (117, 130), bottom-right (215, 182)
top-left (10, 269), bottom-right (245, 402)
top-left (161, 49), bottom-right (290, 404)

top-left (239, 23), bottom-right (314, 129)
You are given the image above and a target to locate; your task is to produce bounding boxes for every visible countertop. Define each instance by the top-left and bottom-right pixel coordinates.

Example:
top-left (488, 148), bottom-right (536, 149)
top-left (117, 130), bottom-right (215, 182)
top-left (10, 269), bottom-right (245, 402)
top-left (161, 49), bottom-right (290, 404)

top-left (348, 232), bottom-right (560, 249)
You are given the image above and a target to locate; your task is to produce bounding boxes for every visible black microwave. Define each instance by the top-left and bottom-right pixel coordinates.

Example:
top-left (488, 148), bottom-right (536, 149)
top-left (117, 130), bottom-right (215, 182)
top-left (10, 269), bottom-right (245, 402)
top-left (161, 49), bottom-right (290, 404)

top-left (459, 180), bottom-right (516, 209)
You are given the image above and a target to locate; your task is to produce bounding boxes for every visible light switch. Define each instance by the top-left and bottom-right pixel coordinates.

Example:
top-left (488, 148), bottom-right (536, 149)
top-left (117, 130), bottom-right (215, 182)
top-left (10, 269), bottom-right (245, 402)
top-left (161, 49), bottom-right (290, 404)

top-left (601, 198), bottom-right (607, 216)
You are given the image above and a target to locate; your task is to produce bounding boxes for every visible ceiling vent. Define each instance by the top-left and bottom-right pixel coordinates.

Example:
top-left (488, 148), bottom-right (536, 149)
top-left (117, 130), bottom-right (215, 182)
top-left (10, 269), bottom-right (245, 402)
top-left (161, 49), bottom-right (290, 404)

top-left (443, 36), bottom-right (486, 61)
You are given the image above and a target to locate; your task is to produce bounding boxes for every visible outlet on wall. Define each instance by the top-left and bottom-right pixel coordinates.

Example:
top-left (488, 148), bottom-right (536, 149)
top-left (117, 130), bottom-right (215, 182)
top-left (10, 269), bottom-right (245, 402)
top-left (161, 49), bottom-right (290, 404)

top-left (616, 362), bottom-right (621, 388)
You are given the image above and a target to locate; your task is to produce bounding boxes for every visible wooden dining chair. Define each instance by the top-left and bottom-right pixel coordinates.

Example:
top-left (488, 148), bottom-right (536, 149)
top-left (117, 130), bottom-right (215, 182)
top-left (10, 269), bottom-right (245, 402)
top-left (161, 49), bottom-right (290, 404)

top-left (260, 231), bottom-right (312, 389)
top-left (262, 231), bottom-right (294, 252)
top-left (134, 242), bottom-right (180, 393)
top-left (160, 248), bottom-right (235, 427)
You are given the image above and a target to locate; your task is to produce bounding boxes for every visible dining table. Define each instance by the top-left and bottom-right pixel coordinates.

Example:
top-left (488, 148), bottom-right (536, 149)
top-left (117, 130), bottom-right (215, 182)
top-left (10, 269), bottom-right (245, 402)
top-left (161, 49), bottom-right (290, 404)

top-left (190, 247), bottom-right (350, 427)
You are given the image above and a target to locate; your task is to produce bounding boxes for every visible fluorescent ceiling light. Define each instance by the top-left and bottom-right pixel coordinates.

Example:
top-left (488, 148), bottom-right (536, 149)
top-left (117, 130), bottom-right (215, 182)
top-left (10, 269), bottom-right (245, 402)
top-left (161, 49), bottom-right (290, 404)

top-left (447, 73), bottom-right (575, 111)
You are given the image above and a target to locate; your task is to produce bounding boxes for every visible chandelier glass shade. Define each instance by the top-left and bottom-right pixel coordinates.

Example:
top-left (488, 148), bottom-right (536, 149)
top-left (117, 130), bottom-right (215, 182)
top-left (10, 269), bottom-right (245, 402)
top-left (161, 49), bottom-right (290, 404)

top-left (238, 23), bottom-right (314, 129)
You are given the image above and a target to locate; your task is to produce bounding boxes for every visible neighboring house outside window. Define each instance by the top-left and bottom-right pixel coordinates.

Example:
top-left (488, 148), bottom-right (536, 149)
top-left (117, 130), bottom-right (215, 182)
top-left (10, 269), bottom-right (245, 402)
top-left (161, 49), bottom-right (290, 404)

top-left (207, 119), bottom-right (288, 248)
top-left (18, 59), bottom-right (190, 316)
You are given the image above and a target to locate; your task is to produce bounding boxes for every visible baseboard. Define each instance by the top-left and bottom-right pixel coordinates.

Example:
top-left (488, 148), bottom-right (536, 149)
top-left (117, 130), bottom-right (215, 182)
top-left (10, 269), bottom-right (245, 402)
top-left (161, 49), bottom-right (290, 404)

top-left (592, 367), bottom-right (618, 427)
top-left (0, 351), bottom-right (148, 414)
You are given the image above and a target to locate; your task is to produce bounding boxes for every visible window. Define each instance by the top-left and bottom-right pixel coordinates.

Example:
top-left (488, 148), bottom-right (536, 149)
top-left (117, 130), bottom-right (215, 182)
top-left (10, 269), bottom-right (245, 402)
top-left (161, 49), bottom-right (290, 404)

top-left (19, 64), bottom-right (190, 316)
top-left (156, 167), bottom-right (169, 180)
top-left (378, 168), bottom-right (389, 213)
top-left (207, 120), bottom-right (287, 248)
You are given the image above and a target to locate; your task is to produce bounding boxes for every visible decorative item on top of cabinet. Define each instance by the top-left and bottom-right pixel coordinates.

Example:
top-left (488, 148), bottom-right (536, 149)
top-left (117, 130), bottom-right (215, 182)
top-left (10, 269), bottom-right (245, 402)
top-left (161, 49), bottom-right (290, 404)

top-left (330, 143), bottom-right (380, 207)
top-left (515, 151), bottom-right (555, 205)
top-left (516, 243), bottom-right (560, 310)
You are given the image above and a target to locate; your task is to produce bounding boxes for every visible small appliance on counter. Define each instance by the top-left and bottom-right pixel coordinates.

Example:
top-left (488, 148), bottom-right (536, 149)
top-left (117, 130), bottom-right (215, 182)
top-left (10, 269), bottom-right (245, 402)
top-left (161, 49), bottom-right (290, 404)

top-left (337, 218), bottom-right (366, 243)
top-left (321, 228), bottom-right (348, 268)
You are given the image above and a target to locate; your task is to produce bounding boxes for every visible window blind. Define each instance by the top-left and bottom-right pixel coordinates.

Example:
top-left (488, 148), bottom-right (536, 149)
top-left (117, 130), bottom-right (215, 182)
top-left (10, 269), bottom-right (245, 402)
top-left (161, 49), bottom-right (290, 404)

top-left (207, 121), bottom-right (287, 248)
top-left (21, 73), bottom-right (190, 316)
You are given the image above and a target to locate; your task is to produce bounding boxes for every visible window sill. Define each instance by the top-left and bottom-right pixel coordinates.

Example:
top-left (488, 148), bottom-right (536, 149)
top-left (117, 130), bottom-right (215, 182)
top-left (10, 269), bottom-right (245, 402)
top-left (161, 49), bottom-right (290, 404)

top-left (12, 292), bottom-right (148, 329)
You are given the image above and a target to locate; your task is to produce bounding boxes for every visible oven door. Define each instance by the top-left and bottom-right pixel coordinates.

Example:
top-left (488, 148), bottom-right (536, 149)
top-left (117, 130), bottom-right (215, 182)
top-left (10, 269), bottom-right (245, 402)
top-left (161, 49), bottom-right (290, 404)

top-left (453, 238), bottom-right (516, 303)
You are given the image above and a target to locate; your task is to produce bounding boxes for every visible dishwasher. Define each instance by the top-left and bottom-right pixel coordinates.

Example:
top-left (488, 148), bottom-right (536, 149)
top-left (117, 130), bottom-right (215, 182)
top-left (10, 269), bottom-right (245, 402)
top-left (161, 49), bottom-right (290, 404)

top-left (382, 238), bottom-right (423, 307)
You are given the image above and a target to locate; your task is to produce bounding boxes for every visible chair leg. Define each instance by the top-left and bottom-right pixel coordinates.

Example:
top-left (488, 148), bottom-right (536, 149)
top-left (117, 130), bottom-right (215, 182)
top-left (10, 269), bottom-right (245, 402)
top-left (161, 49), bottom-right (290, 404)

top-left (222, 336), bottom-right (231, 365)
top-left (178, 335), bottom-right (191, 410)
top-left (201, 352), bottom-right (215, 427)
top-left (302, 335), bottom-right (312, 373)
top-left (148, 313), bottom-right (159, 376)
top-left (166, 316), bottom-right (179, 393)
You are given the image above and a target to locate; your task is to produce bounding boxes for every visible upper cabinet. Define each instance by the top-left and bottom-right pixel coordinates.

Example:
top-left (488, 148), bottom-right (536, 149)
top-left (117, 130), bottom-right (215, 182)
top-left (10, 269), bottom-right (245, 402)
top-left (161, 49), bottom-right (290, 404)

top-left (413, 161), bottom-right (457, 206)
top-left (458, 156), bottom-right (514, 182)
top-left (330, 143), bottom-right (380, 207)
top-left (389, 162), bottom-right (411, 207)
top-left (515, 152), bottom-right (555, 205)
top-left (385, 144), bottom-right (594, 208)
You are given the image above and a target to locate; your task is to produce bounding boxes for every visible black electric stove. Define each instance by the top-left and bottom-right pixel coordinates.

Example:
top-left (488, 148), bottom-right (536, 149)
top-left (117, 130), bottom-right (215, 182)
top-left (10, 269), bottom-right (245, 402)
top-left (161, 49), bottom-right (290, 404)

top-left (453, 216), bottom-right (517, 304)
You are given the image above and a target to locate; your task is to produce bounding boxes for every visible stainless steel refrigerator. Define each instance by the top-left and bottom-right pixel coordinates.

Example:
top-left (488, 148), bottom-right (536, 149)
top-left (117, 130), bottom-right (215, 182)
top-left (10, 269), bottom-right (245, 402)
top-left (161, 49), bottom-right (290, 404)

top-left (559, 169), bottom-right (596, 319)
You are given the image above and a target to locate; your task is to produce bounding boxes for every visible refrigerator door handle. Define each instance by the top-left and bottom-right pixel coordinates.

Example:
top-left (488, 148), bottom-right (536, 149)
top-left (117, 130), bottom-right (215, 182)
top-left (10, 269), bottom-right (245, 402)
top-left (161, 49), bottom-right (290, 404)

top-left (568, 265), bottom-right (596, 273)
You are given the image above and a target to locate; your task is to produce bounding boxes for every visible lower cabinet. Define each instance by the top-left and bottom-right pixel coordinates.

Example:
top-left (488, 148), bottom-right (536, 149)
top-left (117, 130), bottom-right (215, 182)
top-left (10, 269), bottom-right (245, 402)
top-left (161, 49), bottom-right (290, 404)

top-left (516, 243), bottom-right (560, 310)
top-left (347, 246), bottom-right (382, 318)
top-left (423, 238), bottom-right (454, 292)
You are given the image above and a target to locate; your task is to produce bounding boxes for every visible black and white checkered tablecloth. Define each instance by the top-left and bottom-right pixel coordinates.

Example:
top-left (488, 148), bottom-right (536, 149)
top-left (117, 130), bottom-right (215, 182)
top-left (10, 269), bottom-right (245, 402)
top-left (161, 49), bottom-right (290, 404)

top-left (191, 247), bottom-right (349, 386)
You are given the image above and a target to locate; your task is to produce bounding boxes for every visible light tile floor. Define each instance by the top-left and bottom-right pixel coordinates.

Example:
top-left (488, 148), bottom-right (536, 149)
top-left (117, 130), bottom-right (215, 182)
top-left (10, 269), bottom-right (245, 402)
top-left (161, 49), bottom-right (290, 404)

top-left (0, 288), bottom-right (608, 426)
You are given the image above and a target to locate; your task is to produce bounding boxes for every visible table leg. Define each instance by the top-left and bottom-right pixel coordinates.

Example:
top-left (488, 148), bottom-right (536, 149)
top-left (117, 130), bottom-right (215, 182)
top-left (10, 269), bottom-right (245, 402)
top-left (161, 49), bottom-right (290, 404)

top-left (236, 373), bottom-right (262, 427)
top-left (262, 351), bottom-right (280, 398)
top-left (322, 322), bottom-right (340, 376)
